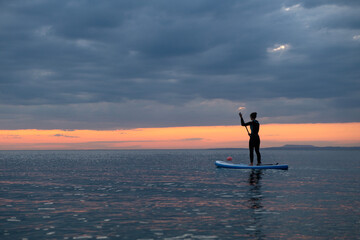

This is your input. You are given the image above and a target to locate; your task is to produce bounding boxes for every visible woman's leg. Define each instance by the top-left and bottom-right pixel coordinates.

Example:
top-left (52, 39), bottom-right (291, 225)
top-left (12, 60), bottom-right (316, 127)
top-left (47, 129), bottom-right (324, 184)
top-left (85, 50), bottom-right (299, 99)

top-left (249, 140), bottom-right (254, 165)
top-left (255, 138), bottom-right (261, 165)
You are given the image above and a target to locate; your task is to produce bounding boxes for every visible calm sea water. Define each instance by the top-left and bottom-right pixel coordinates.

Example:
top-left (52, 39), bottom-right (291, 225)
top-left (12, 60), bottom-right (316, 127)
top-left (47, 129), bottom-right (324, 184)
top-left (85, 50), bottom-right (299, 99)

top-left (1, 149), bottom-right (359, 239)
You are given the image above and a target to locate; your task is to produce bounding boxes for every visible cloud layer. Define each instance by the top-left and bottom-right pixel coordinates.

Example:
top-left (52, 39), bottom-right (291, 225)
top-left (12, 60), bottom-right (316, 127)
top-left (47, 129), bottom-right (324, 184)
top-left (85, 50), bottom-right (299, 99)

top-left (1, 0), bottom-right (359, 129)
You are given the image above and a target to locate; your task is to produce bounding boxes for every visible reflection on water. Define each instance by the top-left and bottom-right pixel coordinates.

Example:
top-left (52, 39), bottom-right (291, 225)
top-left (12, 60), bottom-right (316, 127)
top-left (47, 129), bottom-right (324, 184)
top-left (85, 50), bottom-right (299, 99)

top-left (0, 150), bottom-right (359, 239)
top-left (246, 170), bottom-right (264, 238)
top-left (248, 170), bottom-right (263, 210)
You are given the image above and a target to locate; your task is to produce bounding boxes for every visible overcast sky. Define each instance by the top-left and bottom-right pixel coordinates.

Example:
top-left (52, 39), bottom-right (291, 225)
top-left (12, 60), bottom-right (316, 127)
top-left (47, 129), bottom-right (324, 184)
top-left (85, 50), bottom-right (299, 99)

top-left (1, 0), bottom-right (359, 130)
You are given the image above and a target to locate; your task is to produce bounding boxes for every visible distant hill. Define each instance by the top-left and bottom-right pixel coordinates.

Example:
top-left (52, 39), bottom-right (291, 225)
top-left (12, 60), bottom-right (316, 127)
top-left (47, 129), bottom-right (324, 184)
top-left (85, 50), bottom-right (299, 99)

top-left (266, 145), bottom-right (317, 150)
top-left (265, 145), bottom-right (360, 150)
top-left (208, 145), bottom-right (360, 150)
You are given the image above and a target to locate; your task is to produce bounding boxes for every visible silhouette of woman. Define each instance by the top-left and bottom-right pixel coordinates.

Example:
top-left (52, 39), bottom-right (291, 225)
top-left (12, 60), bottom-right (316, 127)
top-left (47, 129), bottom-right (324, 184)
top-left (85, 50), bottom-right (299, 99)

top-left (239, 112), bottom-right (262, 166)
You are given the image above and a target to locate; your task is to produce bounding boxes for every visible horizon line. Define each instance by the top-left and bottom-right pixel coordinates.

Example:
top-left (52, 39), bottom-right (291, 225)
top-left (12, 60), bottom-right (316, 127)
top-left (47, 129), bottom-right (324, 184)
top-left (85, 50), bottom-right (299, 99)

top-left (1, 145), bottom-right (360, 151)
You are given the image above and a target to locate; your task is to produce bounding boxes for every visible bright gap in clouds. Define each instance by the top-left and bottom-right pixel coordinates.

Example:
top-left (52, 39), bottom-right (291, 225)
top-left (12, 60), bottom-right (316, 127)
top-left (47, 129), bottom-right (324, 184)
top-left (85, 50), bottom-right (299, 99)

top-left (267, 44), bottom-right (291, 53)
top-left (282, 4), bottom-right (301, 12)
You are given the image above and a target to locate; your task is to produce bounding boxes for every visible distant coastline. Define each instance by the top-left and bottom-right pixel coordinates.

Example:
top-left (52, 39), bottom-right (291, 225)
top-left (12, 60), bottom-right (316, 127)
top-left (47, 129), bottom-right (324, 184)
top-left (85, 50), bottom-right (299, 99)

top-left (209, 145), bottom-right (360, 151)
top-left (1, 145), bottom-right (360, 151)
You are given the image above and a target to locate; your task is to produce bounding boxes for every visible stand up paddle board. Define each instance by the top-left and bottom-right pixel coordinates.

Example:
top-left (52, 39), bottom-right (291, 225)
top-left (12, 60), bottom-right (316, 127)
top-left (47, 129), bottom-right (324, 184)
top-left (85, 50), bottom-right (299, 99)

top-left (215, 161), bottom-right (288, 170)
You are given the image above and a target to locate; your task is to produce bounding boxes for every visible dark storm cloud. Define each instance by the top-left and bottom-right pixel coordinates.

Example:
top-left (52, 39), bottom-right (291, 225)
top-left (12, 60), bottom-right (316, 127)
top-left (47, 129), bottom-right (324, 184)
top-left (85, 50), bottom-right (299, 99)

top-left (0, 0), bottom-right (359, 129)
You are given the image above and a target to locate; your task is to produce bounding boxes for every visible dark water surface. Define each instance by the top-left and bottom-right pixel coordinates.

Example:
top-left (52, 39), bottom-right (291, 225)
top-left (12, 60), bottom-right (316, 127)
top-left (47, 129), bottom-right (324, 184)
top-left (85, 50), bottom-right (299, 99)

top-left (1, 150), bottom-right (359, 239)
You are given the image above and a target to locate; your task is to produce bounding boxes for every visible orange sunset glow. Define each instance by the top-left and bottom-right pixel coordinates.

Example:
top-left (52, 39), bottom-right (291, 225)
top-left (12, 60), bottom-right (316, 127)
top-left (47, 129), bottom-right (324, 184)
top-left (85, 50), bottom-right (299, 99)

top-left (0, 122), bottom-right (359, 150)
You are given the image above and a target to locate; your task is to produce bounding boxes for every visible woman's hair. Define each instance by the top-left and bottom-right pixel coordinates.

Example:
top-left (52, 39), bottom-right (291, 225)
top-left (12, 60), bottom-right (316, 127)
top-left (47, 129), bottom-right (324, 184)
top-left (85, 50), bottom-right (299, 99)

top-left (250, 112), bottom-right (257, 119)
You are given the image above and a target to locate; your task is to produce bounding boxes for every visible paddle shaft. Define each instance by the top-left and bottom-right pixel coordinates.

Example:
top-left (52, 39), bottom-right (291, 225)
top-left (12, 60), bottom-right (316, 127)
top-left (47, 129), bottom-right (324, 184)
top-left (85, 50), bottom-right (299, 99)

top-left (245, 125), bottom-right (250, 136)
top-left (240, 112), bottom-right (251, 137)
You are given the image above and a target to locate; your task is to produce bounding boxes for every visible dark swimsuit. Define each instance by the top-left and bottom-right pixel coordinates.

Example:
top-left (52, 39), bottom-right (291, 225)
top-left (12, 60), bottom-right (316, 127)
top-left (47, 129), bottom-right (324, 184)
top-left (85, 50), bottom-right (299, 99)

top-left (241, 119), bottom-right (261, 164)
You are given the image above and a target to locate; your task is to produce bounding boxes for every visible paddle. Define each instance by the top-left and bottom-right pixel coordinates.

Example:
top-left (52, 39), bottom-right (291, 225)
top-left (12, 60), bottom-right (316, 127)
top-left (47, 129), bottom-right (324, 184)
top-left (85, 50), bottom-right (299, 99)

top-left (244, 125), bottom-right (250, 137)
top-left (239, 112), bottom-right (250, 137)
